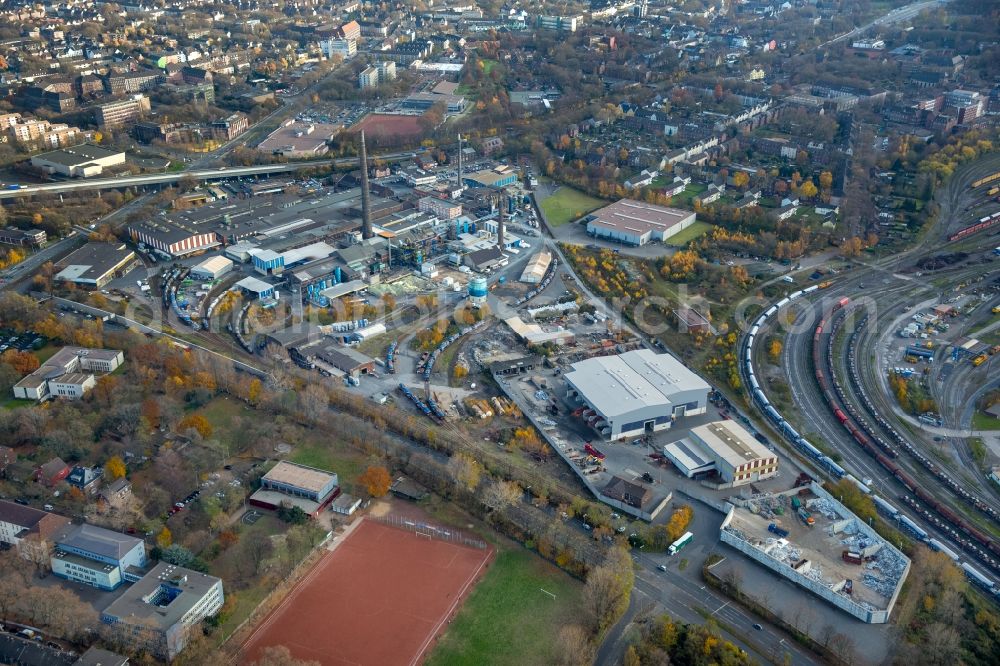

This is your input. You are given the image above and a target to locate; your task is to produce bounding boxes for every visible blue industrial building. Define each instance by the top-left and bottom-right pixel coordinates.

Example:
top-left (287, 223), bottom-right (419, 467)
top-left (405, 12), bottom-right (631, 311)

top-left (248, 241), bottom-right (336, 277)
top-left (51, 524), bottom-right (147, 590)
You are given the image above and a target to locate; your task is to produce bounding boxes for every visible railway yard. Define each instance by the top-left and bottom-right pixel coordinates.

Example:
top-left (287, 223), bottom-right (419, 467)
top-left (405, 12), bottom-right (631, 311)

top-left (747, 155), bottom-right (1000, 601)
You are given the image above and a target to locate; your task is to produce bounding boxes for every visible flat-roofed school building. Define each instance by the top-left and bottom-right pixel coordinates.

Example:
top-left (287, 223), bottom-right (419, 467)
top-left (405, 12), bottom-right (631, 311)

top-left (249, 461), bottom-right (340, 516)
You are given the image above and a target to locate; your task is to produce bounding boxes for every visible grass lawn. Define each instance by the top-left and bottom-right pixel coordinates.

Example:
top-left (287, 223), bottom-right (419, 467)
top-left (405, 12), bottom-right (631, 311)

top-left (481, 59), bottom-right (499, 75)
top-left (358, 331), bottom-right (395, 357)
top-left (34, 344), bottom-right (60, 363)
top-left (972, 412), bottom-right (1000, 431)
top-left (538, 187), bottom-right (603, 227)
top-left (426, 547), bottom-right (585, 666)
top-left (194, 396), bottom-right (254, 451)
top-left (666, 221), bottom-right (713, 246)
top-left (670, 183), bottom-right (707, 207)
top-left (214, 583), bottom-right (270, 643)
top-left (0, 395), bottom-right (24, 410)
top-left (434, 342), bottom-right (460, 381)
top-left (288, 433), bottom-right (368, 490)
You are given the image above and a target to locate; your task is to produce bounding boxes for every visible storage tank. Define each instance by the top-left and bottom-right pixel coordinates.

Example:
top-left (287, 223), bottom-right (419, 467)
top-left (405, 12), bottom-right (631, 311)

top-left (468, 276), bottom-right (488, 305)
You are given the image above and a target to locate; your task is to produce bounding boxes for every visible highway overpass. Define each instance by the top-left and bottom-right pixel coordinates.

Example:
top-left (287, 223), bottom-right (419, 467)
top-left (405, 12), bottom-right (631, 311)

top-left (0, 150), bottom-right (417, 199)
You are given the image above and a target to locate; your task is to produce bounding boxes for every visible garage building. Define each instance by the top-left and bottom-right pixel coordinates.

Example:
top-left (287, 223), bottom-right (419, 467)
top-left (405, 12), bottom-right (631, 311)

top-left (586, 199), bottom-right (696, 246)
top-left (664, 420), bottom-right (777, 487)
top-left (563, 349), bottom-right (709, 441)
top-left (315, 345), bottom-right (375, 377)
top-left (55, 242), bottom-right (137, 288)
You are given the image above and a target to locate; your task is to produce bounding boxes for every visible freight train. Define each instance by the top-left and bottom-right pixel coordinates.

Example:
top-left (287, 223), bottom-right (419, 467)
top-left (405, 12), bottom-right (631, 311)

top-left (397, 383), bottom-right (442, 421)
top-left (813, 308), bottom-right (900, 462)
top-left (743, 284), bottom-right (847, 477)
top-left (421, 320), bottom-right (488, 381)
top-left (809, 304), bottom-right (1000, 577)
top-left (842, 318), bottom-right (1000, 526)
top-left (948, 210), bottom-right (1000, 242)
top-left (971, 171), bottom-right (1000, 189)
top-left (386, 340), bottom-right (398, 374)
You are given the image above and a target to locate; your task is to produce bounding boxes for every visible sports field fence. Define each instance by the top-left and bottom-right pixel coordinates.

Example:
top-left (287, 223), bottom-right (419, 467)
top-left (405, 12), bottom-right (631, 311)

top-left (370, 514), bottom-right (488, 550)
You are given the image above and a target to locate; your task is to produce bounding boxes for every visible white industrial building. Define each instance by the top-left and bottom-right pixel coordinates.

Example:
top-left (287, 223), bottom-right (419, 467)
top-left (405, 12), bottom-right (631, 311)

top-left (586, 199), bottom-right (696, 246)
top-left (663, 420), bottom-right (777, 486)
top-left (520, 251), bottom-right (552, 283)
top-left (30, 144), bottom-right (126, 177)
top-left (190, 255), bottom-right (233, 280)
top-left (563, 349), bottom-right (709, 441)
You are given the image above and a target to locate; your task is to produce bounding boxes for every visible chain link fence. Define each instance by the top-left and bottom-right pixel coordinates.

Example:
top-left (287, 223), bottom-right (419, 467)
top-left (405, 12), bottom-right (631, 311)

top-left (369, 514), bottom-right (488, 550)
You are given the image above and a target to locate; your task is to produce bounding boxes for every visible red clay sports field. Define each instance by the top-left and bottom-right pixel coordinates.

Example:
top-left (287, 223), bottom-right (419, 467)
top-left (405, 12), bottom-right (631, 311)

top-left (240, 519), bottom-right (493, 666)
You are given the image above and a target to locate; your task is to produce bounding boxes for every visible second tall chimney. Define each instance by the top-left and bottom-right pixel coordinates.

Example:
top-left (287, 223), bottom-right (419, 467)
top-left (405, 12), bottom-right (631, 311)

top-left (359, 130), bottom-right (373, 240)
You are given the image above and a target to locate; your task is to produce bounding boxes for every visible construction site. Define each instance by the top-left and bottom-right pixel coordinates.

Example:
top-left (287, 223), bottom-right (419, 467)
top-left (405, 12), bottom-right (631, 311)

top-left (720, 480), bottom-right (910, 623)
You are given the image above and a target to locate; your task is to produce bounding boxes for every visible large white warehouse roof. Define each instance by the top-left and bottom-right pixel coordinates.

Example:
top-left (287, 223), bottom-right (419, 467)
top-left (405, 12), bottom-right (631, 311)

top-left (564, 349), bottom-right (710, 419)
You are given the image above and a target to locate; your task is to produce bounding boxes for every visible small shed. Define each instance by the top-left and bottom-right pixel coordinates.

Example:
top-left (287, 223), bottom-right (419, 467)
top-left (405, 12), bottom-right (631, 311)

top-left (330, 493), bottom-right (362, 515)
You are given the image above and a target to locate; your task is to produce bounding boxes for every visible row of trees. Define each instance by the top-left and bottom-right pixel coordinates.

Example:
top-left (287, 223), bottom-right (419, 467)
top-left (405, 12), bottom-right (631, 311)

top-left (0, 551), bottom-right (97, 643)
top-left (623, 613), bottom-right (754, 666)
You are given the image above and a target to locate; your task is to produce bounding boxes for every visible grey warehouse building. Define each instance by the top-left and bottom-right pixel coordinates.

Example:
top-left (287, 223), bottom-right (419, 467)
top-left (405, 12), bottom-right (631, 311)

top-left (563, 349), bottom-right (709, 441)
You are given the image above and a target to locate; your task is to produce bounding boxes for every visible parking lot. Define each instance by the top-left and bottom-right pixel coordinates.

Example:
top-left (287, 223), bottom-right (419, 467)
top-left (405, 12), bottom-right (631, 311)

top-left (0, 328), bottom-right (46, 355)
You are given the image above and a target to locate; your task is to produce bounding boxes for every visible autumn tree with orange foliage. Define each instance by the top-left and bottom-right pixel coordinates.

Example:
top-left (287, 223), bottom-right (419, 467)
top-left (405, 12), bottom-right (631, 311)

top-left (665, 505), bottom-right (693, 543)
top-left (105, 455), bottom-right (127, 480)
top-left (767, 339), bottom-right (783, 364)
top-left (0, 349), bottom-right (39, 376)
top-left (177, 414), bottom-right (213, 438)
top-left (509, 426), bottom-right (550, 459)
top-left (359, 465), bottom-right (391, 497)
top-left (141, 398), bottom-right (161, 428)
top-left (840, 236), bottom-right (864, 257)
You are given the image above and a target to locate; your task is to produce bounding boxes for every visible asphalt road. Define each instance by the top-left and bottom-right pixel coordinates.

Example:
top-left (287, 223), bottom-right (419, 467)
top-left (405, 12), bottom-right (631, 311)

top-left (819, 0), bottom-right (950, 47)
top-left (627, 548), bottom-right (818, 666)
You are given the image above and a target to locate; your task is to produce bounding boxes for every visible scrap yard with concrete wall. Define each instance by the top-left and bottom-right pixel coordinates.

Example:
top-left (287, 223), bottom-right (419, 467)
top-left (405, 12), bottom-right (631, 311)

top-left (721, 482), bottom-right (909, 623)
